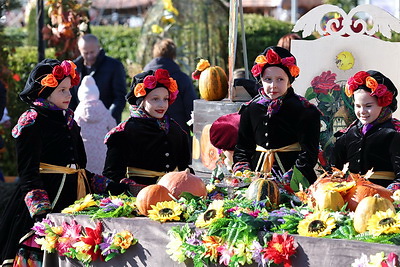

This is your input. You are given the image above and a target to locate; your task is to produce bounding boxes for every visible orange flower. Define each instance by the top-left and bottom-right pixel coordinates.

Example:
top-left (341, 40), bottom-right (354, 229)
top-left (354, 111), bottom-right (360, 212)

top-left (169, 78), bottom-right (178, 93)
top-left (196, 59), bottom-right (210, 72)
top-left (134, 83), bottom-right (146, 97)
top-left (365, 76), bottom-right (378, 91)
top-left (41, 74), bottom-right (59, 88)
top-left (67, 61), bottom-right (77, 78)
top-left (202, 235), bottom-right (222, 262)
top-left (288, 65), bottom-right (300, 77)
top-left (255, 55), bottom-right (268, 64)
top-left (345, 83), bottom-right (353, 97)
top-left (113, 230), bottom-right (135, 249)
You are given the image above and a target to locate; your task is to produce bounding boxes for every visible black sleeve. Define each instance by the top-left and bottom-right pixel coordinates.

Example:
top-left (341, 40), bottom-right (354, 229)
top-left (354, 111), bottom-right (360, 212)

top-left (233, 105), bottom-right (256, 167)
top-left (332, 131), bottom-right (347, 171)
top-left (390, 132), bottom-right (400, 182)
top-left (103, 131), bottom-right (128, 182)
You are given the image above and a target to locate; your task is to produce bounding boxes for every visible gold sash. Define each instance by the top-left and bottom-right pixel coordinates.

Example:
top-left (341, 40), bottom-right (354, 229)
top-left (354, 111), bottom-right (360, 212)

top-left (369, 171), bottom-right (395, 180)
top-left (126, 166), bottom-right (166, 178)
top-left (39, 163), bottom-right (88, 199)
top-left (255, 142), bottom-right (301, 173)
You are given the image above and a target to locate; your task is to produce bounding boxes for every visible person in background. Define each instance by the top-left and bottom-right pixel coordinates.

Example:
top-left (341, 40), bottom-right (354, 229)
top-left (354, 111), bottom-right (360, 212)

top-left (74, 75), bottom-right (116, 174)
top-left (333, 70), bottom-right (400, 189)
top-left (277, 33), bottom-right (301, 52)
top-left (233, 46), bottom-right (321, 187)
top-left (103, 69), bottom-right (192, 194)
top-left (70, 34), bottom-right (127, 123)
top-left (0, 59), bottom-right (126, 266)
top-left (143, 38), bottom-right (197, 134)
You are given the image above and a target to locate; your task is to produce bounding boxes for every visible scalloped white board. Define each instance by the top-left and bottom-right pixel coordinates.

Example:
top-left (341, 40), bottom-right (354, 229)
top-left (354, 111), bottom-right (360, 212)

top-left (291, 4), bottom-right (400, 119)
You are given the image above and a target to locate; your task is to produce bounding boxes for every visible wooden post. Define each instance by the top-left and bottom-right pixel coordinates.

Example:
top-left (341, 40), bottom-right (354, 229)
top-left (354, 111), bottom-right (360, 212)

top-left (228, 0), bottom-right (238, 100)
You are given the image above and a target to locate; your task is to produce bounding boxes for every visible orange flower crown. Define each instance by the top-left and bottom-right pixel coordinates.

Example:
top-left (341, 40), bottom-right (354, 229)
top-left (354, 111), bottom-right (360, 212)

top-left (251, 49), bottom-right (300, 80)
top-left (191, 59), bottom-right (211, 80)
top-left (133, 69), bottom-right (178, 104)
top-left (345, 71), bottom-right (393, 107)
top-left (38, 60), bottom-right (80, 95)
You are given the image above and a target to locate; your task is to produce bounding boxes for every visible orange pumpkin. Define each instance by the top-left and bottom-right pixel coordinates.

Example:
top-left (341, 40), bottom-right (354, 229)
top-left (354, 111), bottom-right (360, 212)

top-left (135, 184), bottom-right (172, 216)
top-left (198, 66), bottom-right (228, 101)
top-left (200, 124), bottom-right (219, 170)
top-left (157, 168), bottom-right (207, 199)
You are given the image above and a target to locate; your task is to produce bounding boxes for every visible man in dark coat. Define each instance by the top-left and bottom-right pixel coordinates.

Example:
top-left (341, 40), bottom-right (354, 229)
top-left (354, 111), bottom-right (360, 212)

top-left (70, 34), bottom-right (127, 123)
top-left (143, 38), bottom-right (197, 134)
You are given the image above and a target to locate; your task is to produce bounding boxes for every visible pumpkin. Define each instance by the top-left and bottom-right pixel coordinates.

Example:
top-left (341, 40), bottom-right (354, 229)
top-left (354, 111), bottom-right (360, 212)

top-left (313, 189), bottom-right (345, 211)
top-left (198, 66), bottom-right (228, 101)
top-left (245, 178), bottom-right (280, 207)
top-left (135, 184), bottom-right (172, 216)
top-left (157, 168), bottom-right (207, 199)
top-left (353, 194), bottom-right (395, 233)
top-left (343, 178), bottom-right (393, 211)
top-left (200, 124), bottom-right (219, 170)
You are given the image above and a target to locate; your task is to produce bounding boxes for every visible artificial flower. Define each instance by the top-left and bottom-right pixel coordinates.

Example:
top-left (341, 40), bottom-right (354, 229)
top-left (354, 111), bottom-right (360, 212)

top-left (35, 234), bottom-right (58, 252)
top-left (169, 78), bottom-right (178, 92)
top-left (56, 220), bottom-right (82, 255)
top-left (365, 76), bottom-right (378, 91)
top-left (251, 63), bottom-right (263, 78)
top-left (266, 49), bottom-right (281, 65)
top-left (134, 83), bottom-right (146, 97)
top-left (41, 74), bottom-right (58, 88)
top-left (202, 235), bottom-right (222, 262)
top-left (196, 59), bottom-right (211, 72)
top-left (62, 194), bottom-right (97, 214)
top-left (351, 253), bottom-right (370, 267)
top-left (155, 69), bottom-right (170, 86)
top-left (370, 252), bottom-right (386, 266)
top-left (254, 55), bottom-right (268, 65)
top-left (234, 239), bottom-right (254, 265)
top-left (297, 210), bottom-right (336, 237)
top-left (262, 232), bottom-right (297, 267)
top-left (80, 221), bottom-right (103, 261)
top-left (113, 230), bottom-right (137, 250)
top-left (310, 70), bottom-right (340, 95)
top-left (288, 64), bottom-right (300, 78)
top-left (52, 65), bottom-right (65, 80)
top-left (143, 75), bottom-right (157, 89)
top-left (166, 237), bottom-right (186, 263)
top-left (217, 243), bottom-right (235, 266)
top-left (195, 199), bottom-right (225, 228)
top-left (377, 90), bottom-right (393, 107)
top-left (71, 72), bottom-right (80, 86)
top-left (367, 209), bottom-right (400, 237)
top-left (148, 200), bottom-right (182, 223)
top-left (60, 60), bottom-right (72, 76)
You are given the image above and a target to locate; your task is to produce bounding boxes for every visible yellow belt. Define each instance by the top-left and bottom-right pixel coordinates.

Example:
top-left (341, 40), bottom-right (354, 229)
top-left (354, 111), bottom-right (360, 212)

top-left (126, 166), bottom-right (166, 178)
top-left (255, 142), bottom-right (301, 173)
top-left (369, 171), bottom-right (395, 180)
top-left (39, 163), bottom-right (89, 200)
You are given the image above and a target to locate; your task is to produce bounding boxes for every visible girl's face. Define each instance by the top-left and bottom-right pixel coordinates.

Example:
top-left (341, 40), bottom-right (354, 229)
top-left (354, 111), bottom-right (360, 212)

top-left (142, 87), bottom-right (169, 119)
top-left (261, 66), bottom-right (291, 99)
top-left (354, 89), bottom-right (382, 124)
top-left (47, 77), bottom-right (72, 110)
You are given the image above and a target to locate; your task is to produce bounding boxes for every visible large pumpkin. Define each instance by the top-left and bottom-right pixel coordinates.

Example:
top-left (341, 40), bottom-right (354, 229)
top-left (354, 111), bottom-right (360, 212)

top-left (198, 66), bottom-right (228, 101)
top-left (135, 184), bottom-right (172, 216)
top-left (342, 178), bottom-right (393, 211)
top-left (245, 178), bottom-right (280, 207)
top-left (157, 168), bottom-right (207, 199)
top-left (353, 194), bottom-right (395, 233)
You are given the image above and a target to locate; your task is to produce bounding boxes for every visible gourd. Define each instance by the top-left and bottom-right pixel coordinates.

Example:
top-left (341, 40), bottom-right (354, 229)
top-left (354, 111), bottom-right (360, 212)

top-left (353, 194), bottom-right (395, 233)
top-left (313, 189), bottom-right (345, 211)
top-left (245, 178), bottom-right (280, 207)
top-left (343, 178), bottom-right (393, 211)
top-left (157, 168), bottom-right (207, 199)
top-left (135, 184), bottom-right (172, 216)
top-left (198, 66), bottom-right (228, 101)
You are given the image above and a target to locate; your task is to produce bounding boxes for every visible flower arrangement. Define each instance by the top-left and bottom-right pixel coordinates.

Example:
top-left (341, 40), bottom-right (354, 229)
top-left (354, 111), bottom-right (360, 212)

top-left (251, 49), bottom-right (300, 79)
top-left (39, 60), bottom-right (80, 91)
top-left (352, 252), bottom-right (399, 267)
top-left (133, 69), bottom-right (178, 104)
top-left (191, 59), bottom-right (211, 80)
top-left (32, 219), bottom-right (138, 265)
top-left (345, 71), bottom-right (394, 107)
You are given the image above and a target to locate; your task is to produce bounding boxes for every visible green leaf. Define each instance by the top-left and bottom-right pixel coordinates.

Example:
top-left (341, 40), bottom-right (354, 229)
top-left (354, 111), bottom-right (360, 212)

top-left (317, 93), bottom-right (334, 102)
top-left (105, 252), bottom-right (118, 262)
top-left (290, 166), bottom-right (310, 192)
top-left (305, 87), bottom-right (317, 100)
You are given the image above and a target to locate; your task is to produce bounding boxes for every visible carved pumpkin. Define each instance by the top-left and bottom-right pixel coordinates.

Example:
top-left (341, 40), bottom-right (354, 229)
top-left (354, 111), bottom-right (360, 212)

top-left (343, 178), bottom-right (393, 211)
top-left (353, 194), bottom-right (395, 233)
top-left (198, 66), bottom-right (228, 101)
top-left (313, 189), bottom-right (345, 211)
top-left (135, 184), bottom-right (172, 216)
top-left (157, 168), bottom-right (207, 199)
top-left (245, 178), bottom-right (280, 207)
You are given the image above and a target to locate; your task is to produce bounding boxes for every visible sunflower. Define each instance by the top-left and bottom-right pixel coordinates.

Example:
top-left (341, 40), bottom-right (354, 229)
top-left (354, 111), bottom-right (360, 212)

top-left (322, 181), bottom-right (355, 192)
top-left (195, 200), bottom-right (225, 228)
top-left (367, 209), bottom-right (400, 237)
top-left (147, 201), bottom-right (182, 223)
top-left (61, 194), bottom-right (97, 214)
top-left (297, 210), bottom-right (336, 237)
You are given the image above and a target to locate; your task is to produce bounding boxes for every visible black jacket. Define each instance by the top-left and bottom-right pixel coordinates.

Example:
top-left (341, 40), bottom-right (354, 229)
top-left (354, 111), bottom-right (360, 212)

top-left (234, 88), bottom-right (321, 183)
top-left (143, 57), bottom-right (197, 133)
top-left (71, 49), bottom-right (127, 123)
top-left (103, 116), bottom-right (191, 185)
top-left (333, 119), bottom-right (400, 186)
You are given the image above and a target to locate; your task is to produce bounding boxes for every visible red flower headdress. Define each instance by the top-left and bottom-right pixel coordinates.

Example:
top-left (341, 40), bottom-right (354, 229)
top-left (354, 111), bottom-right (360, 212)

top-left (133, 69), bottom-right (178, 104)
top-left (345, 71), bottom-right (393, 107)
top-left (38, 60), bottom-right (80, 95)
top-left (251, 49), bottom-right (300, 79)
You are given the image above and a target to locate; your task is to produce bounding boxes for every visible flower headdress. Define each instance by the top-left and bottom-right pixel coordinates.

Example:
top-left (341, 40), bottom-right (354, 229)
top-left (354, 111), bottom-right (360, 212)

top-left (251, 47), bottom-right (300, 82)
top-left (345, 71), bottom-right (394, 108)
top-left (38, 60), bottom-right (80, 95)
top-left (128, 69), bottom-right (179, 105)
top-left (191, 59), bottom-right (211, 80)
